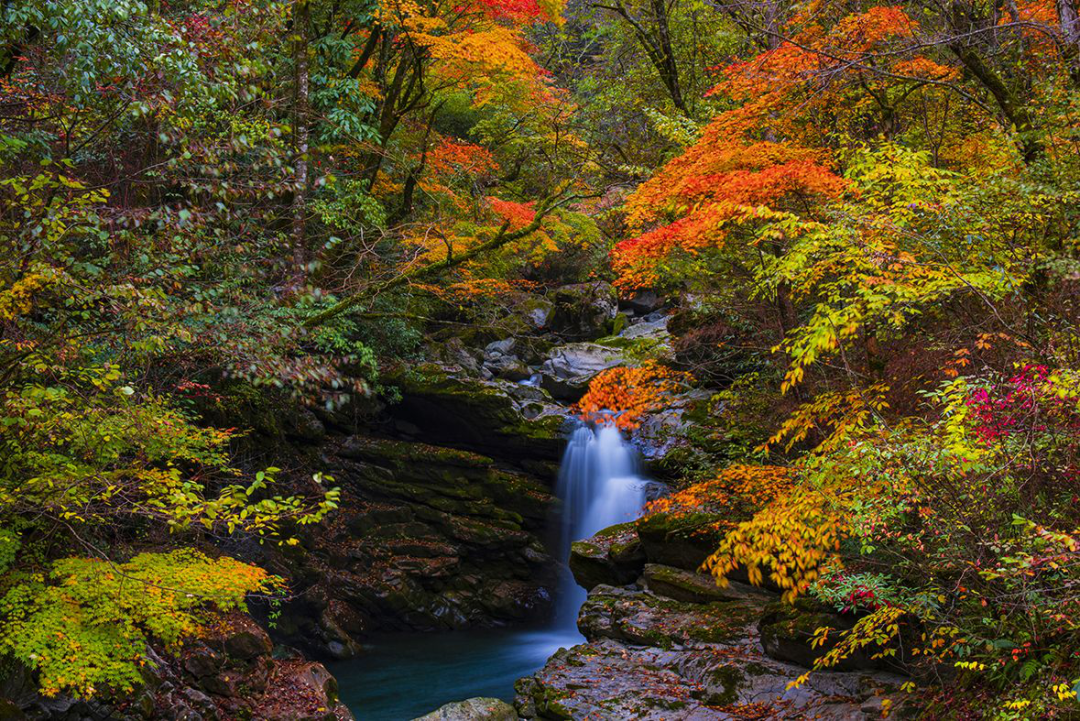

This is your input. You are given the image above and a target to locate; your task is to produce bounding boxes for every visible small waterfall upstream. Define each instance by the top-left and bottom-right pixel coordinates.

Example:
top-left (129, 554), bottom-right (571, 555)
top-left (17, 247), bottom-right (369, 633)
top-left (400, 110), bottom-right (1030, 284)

top-left (552, 423), bottom-right (649, 627)
top-left (331, 422), bottom-right (652, 718)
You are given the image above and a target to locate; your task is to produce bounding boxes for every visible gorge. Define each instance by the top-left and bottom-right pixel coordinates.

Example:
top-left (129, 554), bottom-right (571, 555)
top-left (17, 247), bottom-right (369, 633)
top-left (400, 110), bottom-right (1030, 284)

top-left (6, 0), bottom-right (1080, 717)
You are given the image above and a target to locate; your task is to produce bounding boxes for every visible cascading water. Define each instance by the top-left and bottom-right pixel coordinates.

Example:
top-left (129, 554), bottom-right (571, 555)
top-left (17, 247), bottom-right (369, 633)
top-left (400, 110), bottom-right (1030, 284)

top-left (330, 421), bottom-right (652, 718)
top-left (552, 423), bottom-right (649, 627)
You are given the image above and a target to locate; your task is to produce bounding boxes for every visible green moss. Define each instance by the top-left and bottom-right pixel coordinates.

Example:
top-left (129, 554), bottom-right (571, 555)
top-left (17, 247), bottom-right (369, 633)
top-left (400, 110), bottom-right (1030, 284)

top-left (594, 521), bottom-right (638, 540)
top-left (504, 412), bottom-right (564, 441)
top-left (636, 511), bottom-right (727, 570)
top-left (694, 665), bottom-right (744, 706)
top-left (346, 435), bottom-right (492, 468)
top-left (610, 313), bottom-right (630, 335)
top-left (539, 688), bottom-right (575, 720)
top-left (644, 563), bottom-right (733, 604)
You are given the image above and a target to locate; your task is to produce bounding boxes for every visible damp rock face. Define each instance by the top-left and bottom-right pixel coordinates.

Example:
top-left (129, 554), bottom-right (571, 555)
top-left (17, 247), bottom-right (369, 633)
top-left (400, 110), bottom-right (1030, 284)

top-left (269, 436), bottom-right (561, 656)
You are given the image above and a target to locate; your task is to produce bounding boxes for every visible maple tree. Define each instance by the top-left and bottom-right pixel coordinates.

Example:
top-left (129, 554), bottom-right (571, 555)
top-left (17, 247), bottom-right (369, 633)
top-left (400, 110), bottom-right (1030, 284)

top-left (576, 361), bottom-right (689, 429)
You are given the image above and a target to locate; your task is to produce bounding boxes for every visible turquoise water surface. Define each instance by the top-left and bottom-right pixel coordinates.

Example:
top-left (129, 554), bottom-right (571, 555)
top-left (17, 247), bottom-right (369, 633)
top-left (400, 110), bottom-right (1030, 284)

top-left (329, 625), bottom-right (583, 719)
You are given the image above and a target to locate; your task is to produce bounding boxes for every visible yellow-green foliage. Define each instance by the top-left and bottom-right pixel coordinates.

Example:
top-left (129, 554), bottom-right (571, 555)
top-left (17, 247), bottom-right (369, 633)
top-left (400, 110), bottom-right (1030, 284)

top-left (0, 550), bottom-right (277, 699)
top-left (703, 477), bottom-right (848, 603)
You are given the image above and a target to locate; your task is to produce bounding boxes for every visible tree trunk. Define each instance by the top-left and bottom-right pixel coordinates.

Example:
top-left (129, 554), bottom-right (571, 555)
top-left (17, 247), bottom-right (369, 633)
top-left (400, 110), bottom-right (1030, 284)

top-left (1058, 0), bottom-right (1080, 83)
top-left (648, 0), bottom-right (686, 114)
top-left (291, 0), bottom-right (311, 288)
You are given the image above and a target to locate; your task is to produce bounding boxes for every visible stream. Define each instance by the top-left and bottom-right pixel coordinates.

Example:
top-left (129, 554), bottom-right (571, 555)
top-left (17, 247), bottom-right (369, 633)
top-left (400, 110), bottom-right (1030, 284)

top-left (330, 423), bottom-right (649, 718)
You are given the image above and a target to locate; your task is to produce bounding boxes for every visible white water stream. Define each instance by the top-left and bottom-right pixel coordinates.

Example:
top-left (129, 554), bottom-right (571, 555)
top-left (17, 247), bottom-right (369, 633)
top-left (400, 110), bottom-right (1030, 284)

top-left (553, 423), bottom-right (649, 626)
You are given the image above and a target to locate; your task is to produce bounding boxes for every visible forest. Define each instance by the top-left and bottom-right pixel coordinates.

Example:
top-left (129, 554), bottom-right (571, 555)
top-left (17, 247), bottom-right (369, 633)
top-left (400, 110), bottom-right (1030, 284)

top-left (3, 0), bottom-right (1080, 718)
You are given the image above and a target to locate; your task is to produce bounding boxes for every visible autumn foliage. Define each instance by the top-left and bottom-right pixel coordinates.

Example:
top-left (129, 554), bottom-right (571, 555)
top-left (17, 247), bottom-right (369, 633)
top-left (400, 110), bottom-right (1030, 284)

top-left (575, 361), bottom-right (688, 429)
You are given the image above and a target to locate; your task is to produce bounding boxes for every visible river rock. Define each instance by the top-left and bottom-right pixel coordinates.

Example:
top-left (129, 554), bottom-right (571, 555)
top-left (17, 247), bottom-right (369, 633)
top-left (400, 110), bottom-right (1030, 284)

top-left (618, 315), bottom-right (670, 342)
top-left (619, 288), bottom-right (664, 315)
top-left (519, 297), bottom-right (555, 330)
top-left (485, 339), bottom-right (517, 358)
top-left (484, 355), bottom-right (533, 382)
top-left (548, 281), bottom-right (618, 340)
top-left (538, 342), bottom-right (625, 401)
top-left (414, 697), bottom-right (519, 720)
top-left (515, 584), bottom-right (911, 720)
top-left (635, 510), bottom-right (728, 571)
top-left (567, 522), bottom-right (645, 590)
top-left (642, 563), bottom-right (765, 605)
top-left (757, 599), bottom-right (905, 673)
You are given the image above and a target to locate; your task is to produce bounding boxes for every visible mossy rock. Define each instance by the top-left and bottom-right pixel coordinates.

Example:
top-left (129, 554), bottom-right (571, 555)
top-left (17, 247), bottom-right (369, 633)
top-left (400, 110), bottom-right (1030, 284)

top-left (548, 281), bottom-right (618, 341)
top-left (515, 668), bottom-right (575, 720)
top-left (340, 435), bottom-right (493, 469)
top-left (642, 564), bottom-right (749, 605)
top-left (636, 511), bottom-right (726, 571)
top-left (609, 313), bottom-right (629, 335)
top-left (758, 598), bottom-right (872, 671)
top-left (385, 365), bottom-right (568, 461)
top-left (690, 665), bottom-right (744, 707)
top-left (578, 585), bottom-right (757, 649)
top-left (567, 522), bottom-right (645, 590)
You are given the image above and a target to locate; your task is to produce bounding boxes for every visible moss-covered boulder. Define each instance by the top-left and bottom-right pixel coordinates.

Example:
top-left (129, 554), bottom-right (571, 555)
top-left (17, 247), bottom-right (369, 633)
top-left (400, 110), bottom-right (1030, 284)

top-left (635, 511), bottom-right (726, 571)
top-left (758, 599), bottom-right (890, 672)
top-left (641, 563), bottom-right (765, 604)
top-left (548, 281), bottom-right (618, 341)
top-left (567, 522), bottom-right (645, 590)
top-left (577, 585), bottom-right (757, 649)
top-left (515, 581), bottom-right (913, 720)
top-left (384, 364), bottom-right (571, 462)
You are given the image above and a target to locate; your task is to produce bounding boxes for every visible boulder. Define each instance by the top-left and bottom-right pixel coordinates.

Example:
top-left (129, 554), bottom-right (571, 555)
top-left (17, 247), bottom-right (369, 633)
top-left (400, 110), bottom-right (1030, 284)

top-left (619, 289), bottom-right (664, 315)
top-left (516, 582), bottom-right (911, 720)
top-left (618, 316), bottom-right (670, 342)
top-left (758, 600), bottom-right (900, 672)
top-left (630, 388), bottom-right (712, 467)
top-left (538, 343), bottom-right (625, 401)
top-left (484, 355), bottom-right (533, 382)
top-left (215, 616), bottom-right (273, 661)
top-left (635, 511), bottom-right (727, 571)
top-left (518, 298), bottom-right (555, 331)
top-left (641, 563), bottom-right (763, 604)
top-left (485, 339), bottom-right (517, 358)
top-left (384, 364), bottom-right (571, 462)
top-left (433, 338), bottom-right (484, 374)
top-left (567, 522), bottom-right (645, 590)
top-left (414, 697), bottom-right (519, 720)
top-left (183, 647), bottom-right (223, 679)
top-left (548, 282), bottom-right (618, 340)
top-left (577, 585), bottom-right (758, 649)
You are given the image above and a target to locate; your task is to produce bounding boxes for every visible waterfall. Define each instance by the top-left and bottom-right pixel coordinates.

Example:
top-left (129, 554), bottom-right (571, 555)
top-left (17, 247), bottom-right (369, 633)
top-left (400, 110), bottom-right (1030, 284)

top-left (552, 423), bottom-right (648, 627)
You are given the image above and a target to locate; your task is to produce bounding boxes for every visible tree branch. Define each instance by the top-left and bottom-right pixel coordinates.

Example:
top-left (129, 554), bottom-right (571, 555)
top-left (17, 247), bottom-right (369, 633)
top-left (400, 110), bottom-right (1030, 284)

top-left (302, 191), bottom-right (575, 328)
